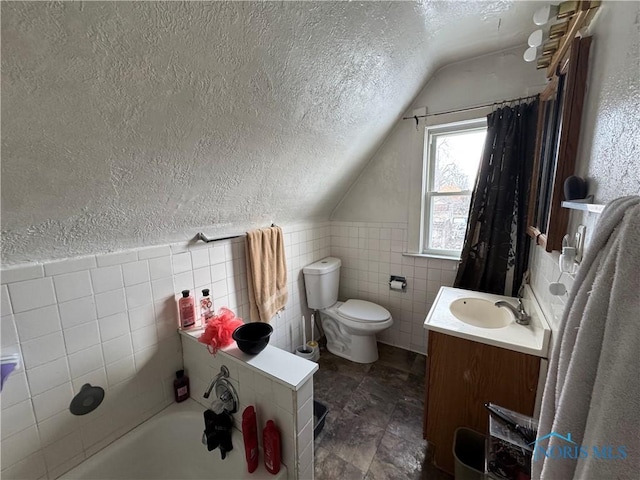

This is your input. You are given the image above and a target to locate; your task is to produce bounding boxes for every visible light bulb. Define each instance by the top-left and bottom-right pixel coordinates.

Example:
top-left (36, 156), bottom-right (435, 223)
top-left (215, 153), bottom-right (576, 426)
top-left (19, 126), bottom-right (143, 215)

top-left (533, 4), bottom-right (559, 26)
top-left (528, 30), bottom-right (544, 47)
top-left (523, 46), bottom-right (538, 63)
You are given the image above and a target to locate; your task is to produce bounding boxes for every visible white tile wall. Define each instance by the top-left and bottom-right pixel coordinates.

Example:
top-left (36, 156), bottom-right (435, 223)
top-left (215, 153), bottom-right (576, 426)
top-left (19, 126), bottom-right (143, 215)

top-left (330, 221), bottom-right (458, 354)
top-left (529, 243), bottom-right (575, 335)
top-left (0, 221), bottom-right (328, 479)
top-left (182, 336), bottom-right (314, 479)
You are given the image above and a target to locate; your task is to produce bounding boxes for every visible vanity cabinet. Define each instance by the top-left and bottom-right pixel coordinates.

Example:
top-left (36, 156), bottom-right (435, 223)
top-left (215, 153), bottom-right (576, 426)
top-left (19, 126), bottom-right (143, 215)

top-left (423, 331), bottom-right (540, 475)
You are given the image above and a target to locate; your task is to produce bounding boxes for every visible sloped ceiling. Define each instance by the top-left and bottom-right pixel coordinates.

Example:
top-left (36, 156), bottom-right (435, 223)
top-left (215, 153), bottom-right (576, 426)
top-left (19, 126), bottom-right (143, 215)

top-left (1, 1), bottom-right (540, 264)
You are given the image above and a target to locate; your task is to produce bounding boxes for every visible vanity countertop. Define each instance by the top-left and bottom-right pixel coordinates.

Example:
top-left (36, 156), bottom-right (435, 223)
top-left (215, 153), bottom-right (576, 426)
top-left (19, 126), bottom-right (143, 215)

top-left (423, 285), bottom-right (551, 358)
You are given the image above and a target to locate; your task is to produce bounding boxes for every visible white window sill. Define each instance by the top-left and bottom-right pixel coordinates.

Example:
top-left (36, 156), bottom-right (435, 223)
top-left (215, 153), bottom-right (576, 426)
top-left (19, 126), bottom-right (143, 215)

top-left (403, 252), bottom-right (461, 262)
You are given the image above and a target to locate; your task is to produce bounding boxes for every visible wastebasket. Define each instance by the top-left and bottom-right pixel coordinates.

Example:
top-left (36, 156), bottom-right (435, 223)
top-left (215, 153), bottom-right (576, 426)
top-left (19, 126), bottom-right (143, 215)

top-left (453, 427), bottom-right (486, 480)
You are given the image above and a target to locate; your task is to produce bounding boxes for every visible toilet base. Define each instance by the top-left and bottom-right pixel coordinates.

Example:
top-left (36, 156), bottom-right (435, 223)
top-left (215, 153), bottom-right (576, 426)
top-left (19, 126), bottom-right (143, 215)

top-left (326, 336), bottom-right (379, 364)
top-left (320, 314), bottom-right (380, 364)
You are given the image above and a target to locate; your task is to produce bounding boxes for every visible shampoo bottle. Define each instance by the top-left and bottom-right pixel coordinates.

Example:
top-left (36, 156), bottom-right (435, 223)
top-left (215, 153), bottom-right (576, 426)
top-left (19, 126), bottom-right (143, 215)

top-left (200, 288), bottom-right (213, 324)
top-left (242, 406), bottom-right (259, 473)
top-left (173, 370), bottom-right (190, 402)
top-left (263, 420), bottom-right (281, 474)
top-left (178, 290), bottom-right (196, 329)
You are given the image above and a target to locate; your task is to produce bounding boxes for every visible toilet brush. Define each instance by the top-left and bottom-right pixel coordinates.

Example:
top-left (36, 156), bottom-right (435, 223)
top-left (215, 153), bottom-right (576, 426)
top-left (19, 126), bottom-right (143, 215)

top-left (300, 315), bottom-right (311, 353)
top-left (307, 313), bottom-right (318, 350)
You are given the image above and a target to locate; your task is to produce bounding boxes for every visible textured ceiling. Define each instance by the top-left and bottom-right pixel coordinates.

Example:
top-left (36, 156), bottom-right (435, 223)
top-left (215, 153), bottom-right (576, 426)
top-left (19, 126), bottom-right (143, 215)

top-left (1, 1), bottom-right (540, 264)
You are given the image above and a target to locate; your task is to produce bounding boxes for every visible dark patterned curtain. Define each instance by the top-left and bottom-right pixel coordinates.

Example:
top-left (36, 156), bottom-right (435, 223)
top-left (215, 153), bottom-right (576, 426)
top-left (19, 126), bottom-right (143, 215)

top-left (454, 98), bottom-right (539, 296)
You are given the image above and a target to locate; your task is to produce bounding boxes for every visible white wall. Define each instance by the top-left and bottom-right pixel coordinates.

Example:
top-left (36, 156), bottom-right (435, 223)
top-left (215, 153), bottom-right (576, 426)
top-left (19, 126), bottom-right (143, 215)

top-left (330, 221), bottom-right (458, 354)
top-left (529, 0), bottom-right (640, 327)
top-left (0, 1), bottom-right (540, 265)
top-left (331, 44), bottom-right (547, 224)
top-left (0, 222), bottom-right (328, 479)
top-left (182, 337), bottom-right (315, 479)
top-left (328, 46), bottom-right (546, 353)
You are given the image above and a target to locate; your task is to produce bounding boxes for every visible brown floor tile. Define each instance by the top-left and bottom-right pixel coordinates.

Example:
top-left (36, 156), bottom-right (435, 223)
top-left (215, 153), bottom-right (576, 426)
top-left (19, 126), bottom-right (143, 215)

top-left (377, 342), bottom-right (417, 373)
top-left (366, 363), bottom-right (410, 389)
top-left (365, 456), bottom-right (408, 479)
top-left (322, 409), bottom-right (386, 473)
top-left (314, 341), bottom-right (449, 480)
top-left (386, 399), bottom-right (425, 445)
top-left (319, 350), bottom-right (372, 382)
top-left (315, 446), bottom-right (366, 480)
top-left (344, 385), bottom-right (397, 429)
top-left (314, 367), bottom-right (361, 411)
top-left (402, 373), bottom-right (426, 404)
top-left (410, 353), bottom-right (427, 377)
top-left (370, 431), bottom-right (428, 480)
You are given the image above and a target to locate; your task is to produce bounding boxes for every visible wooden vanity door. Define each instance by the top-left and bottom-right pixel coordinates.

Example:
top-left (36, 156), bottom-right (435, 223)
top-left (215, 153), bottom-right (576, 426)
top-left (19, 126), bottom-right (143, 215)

top-left (423, 331), bottom-right (540, 475)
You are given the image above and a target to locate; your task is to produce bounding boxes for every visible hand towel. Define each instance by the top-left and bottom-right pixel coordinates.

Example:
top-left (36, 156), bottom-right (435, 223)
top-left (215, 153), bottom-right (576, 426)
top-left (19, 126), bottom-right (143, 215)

top-left (534, 195), bottom-right (640, 479)
top-left (245, 226), bottom-right (288, 323)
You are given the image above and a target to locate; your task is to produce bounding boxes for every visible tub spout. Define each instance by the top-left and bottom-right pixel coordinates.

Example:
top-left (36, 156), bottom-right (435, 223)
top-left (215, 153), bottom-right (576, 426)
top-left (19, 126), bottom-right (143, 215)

top-left (495, 299), bottom-right (530, 326)
top-left (203, 366), bottom-right (229, 399)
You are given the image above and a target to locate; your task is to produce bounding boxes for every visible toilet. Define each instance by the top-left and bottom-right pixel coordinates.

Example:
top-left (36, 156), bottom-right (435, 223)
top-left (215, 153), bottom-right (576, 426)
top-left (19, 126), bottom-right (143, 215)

top-left (303, 257), bottom-right (393, 364)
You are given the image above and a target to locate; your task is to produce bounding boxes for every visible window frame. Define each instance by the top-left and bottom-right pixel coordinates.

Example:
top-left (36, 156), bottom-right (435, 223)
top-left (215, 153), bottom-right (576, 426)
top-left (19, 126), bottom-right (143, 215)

top-left (421, 118), bottom-right (487, 258)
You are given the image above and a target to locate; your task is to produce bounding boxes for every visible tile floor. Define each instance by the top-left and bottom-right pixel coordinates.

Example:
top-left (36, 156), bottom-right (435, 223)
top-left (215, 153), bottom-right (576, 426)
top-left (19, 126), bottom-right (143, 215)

top-left (313, 343), bottom-right (453, 479)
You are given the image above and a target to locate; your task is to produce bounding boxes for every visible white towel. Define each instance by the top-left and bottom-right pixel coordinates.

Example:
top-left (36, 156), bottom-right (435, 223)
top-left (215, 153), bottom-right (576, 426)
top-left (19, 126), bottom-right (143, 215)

top-left (535, 195), bottom-right (640, 479)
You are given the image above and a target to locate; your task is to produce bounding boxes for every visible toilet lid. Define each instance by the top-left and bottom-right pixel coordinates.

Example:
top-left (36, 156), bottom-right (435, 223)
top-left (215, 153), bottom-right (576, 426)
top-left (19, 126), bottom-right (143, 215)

top-left (337, 300), bottom-right (390, 323)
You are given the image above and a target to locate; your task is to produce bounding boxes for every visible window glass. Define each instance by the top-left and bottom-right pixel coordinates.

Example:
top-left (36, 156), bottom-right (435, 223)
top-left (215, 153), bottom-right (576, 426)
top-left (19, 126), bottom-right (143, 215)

top-left (423, 121), bottom-right (486, 256)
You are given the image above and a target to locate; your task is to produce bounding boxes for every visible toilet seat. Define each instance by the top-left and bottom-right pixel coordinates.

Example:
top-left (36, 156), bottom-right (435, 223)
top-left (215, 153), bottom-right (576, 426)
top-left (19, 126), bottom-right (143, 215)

top-left (337, 299), bottom-right (391, 323)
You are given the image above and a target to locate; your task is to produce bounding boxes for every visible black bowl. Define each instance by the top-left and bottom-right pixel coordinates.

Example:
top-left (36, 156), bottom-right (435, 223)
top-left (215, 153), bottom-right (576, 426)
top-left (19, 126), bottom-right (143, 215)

top-left (232, 323), bottom-right (273, 355)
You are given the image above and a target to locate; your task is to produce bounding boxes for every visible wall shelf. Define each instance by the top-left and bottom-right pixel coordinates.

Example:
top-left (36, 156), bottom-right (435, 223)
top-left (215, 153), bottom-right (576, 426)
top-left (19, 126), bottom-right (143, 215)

top-left (561, 200), bottom-right (605, 214)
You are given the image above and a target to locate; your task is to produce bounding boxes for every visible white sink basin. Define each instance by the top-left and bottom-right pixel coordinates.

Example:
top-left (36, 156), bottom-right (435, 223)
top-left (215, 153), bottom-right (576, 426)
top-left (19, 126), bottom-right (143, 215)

top-left (449, 298), bottom-right (512, 328)
top-left (424, 286), bottom-right (551, 358)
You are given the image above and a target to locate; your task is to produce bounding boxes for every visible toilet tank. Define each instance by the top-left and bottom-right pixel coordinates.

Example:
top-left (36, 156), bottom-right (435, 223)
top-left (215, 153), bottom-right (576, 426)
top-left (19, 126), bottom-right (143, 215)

top-left (302, 257), bottom-right (341, 309)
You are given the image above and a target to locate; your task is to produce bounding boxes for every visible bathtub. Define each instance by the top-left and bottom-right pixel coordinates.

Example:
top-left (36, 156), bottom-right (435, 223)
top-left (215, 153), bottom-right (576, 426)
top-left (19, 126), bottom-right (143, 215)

top-left (61, 399), bottom-right (287, 479)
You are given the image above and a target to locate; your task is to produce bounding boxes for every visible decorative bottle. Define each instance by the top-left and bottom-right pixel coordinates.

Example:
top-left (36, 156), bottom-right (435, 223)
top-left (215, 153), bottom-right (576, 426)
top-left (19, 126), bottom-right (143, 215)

top-left (200, 288), bottom-right (213, 324)
top-left (173, 370), bottom-right (190, 403)
top-left (178, 290), bottom-right (196, 329)
top-left (263, 420), bottom-right (281, 474)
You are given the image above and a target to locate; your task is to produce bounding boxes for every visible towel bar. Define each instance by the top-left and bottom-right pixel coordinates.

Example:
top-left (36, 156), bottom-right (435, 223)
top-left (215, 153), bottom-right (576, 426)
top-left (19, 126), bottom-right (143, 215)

top-left (196, 224), bottom-right (278, 244)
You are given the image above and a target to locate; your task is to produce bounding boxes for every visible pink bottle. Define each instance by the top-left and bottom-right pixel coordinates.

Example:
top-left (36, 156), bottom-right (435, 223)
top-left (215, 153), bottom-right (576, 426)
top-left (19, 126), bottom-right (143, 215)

top-left (178, 290), bottom-right (196, 329)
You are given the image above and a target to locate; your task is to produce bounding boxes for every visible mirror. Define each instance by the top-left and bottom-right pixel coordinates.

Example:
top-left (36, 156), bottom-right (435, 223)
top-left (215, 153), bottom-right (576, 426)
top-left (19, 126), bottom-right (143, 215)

top-left (527, 36), bottom-right (591, 252)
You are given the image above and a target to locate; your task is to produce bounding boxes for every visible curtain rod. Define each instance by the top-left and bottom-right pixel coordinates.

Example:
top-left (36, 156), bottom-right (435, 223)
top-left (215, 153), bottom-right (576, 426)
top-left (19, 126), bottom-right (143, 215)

top-left (402, 94), bottom-right (539, 121)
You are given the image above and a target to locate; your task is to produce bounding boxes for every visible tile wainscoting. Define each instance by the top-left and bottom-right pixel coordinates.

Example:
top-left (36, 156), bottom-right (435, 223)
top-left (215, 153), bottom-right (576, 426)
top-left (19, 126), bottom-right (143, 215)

top-left (330, 221), bottom-right (459, 355)
top-left (0, 221), bottom-right (329, 479)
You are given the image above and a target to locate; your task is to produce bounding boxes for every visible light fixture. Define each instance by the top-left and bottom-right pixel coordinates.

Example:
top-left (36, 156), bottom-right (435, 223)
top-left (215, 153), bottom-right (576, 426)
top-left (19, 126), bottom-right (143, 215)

top-left (524, 1), bottom-right (599, 71)
top-left (533, 4), bottom-right (559, 26)
top-left (524, 47), bottom-right (538, 63)
top-left (528, 30), bottom-right (544, 48)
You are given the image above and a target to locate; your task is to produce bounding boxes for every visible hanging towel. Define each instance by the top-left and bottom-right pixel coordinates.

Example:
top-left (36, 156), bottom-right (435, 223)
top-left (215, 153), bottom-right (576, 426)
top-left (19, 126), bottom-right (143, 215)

top-left (245, 226), bottom-right (287, 323)
top-left (535, 196), bottom-right (640, 479)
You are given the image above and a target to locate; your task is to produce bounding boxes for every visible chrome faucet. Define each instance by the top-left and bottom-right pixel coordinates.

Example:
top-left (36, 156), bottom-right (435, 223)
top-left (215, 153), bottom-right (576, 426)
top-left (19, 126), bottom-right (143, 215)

top-left (204, 365), bottom-right (229, 399)
top-left (203, 365), bottom-right (239, 414)
top-left (495, 298), bottom-right (530, 325)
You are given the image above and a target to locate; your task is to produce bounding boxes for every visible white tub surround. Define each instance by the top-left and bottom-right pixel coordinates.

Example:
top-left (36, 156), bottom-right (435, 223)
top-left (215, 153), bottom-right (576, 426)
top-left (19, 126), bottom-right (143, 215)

top-left (61, 399), bottom-right (286, 479)
top-left (181, 332), bottom-right (317, 479)
top-left (0, 222), bottom-right (327, 479)
top-left (424, 285), bottom-right (551, 358)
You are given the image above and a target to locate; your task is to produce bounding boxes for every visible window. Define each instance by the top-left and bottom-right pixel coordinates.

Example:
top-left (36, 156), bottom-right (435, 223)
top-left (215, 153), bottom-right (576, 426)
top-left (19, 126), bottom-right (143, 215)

top-left (422, 119), bottom-right (487, 257)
